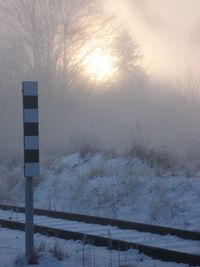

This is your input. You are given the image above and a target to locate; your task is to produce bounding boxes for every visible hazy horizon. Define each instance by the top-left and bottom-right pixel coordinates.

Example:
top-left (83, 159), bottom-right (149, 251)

top-left (0, 0), bottom-right (200, 158)
top-left (106, 0), bottom-right (200, 80)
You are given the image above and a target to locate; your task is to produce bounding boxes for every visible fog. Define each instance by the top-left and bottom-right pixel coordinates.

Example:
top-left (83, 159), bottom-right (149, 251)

top-left (107, 0), bottom-right (200, 80)
top-left (0, 0), bottom-right (200, 158)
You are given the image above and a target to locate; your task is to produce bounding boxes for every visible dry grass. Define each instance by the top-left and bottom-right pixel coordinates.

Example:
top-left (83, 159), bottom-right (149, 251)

top-left (127, 143), bottom-right (178, 175)
top-left (15, 249), bottom-right (40, 265)
top-left (50, 240), bottom-right (65, 261)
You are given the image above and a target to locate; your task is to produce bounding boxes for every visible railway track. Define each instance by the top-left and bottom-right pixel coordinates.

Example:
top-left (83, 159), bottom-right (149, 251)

top-left (0, 203), bottom-right (200, 266)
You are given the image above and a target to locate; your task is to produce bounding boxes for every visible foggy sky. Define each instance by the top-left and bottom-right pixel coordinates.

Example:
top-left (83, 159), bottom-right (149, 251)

top-left (107, 0), bottom-right (200, 80)
top-left (1, 0), bottom-right (200, 159)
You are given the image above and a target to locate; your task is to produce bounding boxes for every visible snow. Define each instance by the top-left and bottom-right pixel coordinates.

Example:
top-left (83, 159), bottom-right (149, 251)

top-left (1, 209), bottom-right (200, 255)
top-left (0, 228), bottom-right (191, 267)
top-left (33, 153), bottom-right (200, 230)
top-left (0, 151), bottom-right (200, 266)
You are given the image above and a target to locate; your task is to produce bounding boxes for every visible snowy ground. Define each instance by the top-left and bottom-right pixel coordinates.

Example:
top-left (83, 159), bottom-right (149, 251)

top-left (1, 152), bottom-right (200, 230)
top-left (0, 227), bottom-right (192, 267)
top-left (1, 209), bottom-right (200, 255)
top-left (0, 151), bottom-right (200, 266)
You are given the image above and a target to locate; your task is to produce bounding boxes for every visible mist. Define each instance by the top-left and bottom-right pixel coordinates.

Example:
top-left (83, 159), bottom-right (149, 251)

top-left (0, 0), bottom-right (200, 159)
top-left (106, 0), bottom-right (200, 80)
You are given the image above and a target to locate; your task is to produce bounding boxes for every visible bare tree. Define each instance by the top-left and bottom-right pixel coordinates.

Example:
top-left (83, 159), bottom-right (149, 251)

top-left (0, 0), bottom-right (101, 90)
top-left (0, 0), bottom-right (144, 91)
top-left (0, 0), bottom-right (146, 154)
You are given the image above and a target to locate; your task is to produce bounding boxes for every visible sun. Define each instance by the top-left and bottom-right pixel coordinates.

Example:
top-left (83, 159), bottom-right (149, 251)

top-left (83, 47), bottom-right (117, 82)
top-left (77, 39), bottom-right (118, 83)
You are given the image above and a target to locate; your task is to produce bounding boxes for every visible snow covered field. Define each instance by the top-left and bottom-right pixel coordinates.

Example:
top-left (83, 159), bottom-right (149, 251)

top-left (0, 151), bottom-right (200, 266)
top-left (1, 152), bottom-right (200, 230)
top-left (0, 227), bottom-right (192, 267)
top-left (1, 208), bottom-right (200, 255)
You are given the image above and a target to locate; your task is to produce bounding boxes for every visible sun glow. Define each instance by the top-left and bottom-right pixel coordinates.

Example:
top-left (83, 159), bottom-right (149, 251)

top-left (78, 39), bottom-right (118, 83)
top-left (83, 48), bottom-right (117, 82)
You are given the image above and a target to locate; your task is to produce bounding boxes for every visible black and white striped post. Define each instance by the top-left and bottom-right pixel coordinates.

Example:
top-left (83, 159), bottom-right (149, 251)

top-left (22, 81), bottom-right (39, 263)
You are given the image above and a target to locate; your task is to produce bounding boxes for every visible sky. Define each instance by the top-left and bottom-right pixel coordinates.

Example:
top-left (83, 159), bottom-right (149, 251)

top-left (1, 0), bottom-right (200, 157)
top-left (106, 0), bottom-right (200, 80)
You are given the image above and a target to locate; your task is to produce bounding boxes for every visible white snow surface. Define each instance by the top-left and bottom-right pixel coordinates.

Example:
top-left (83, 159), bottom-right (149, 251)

top-left (2, 152), bottom-right (199, 230)
top-left (0, 152), bottom-right (200, 266)
top-left (0, 227), bottom-right (192, 267)
top-left (1, 209), bottom-right (200, 256)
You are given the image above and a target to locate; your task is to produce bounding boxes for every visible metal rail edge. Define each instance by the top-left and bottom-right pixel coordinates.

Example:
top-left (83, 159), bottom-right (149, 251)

top-left (0, 203), bottom-right (200, 241)
top-left (0, 219), bottom-right (199, 266)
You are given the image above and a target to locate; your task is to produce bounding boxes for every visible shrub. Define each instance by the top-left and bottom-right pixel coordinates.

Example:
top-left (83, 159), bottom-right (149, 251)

top-left (127, 143), bottom-right (178, 174)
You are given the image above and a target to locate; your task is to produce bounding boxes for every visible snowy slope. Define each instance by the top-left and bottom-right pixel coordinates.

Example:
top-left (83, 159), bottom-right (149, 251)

top-left (1, 152), bottom-right (200, 230)
top-left (1, 152), bottom-right (200, 266)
